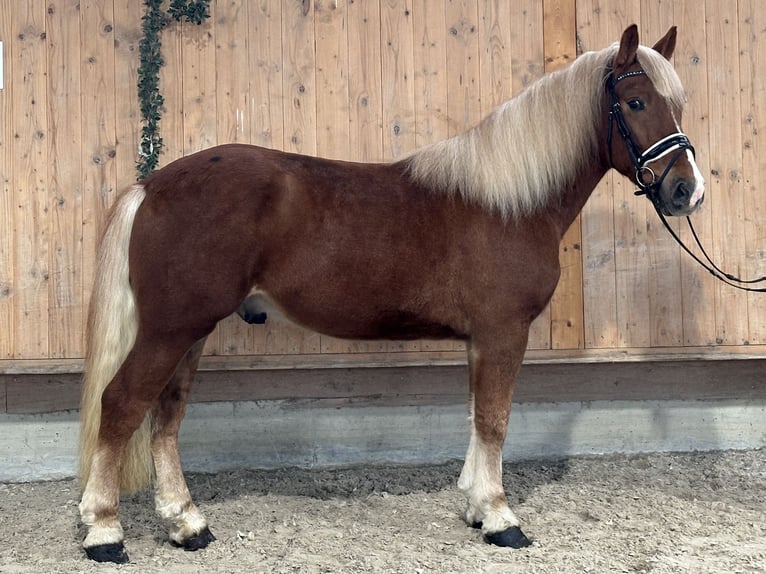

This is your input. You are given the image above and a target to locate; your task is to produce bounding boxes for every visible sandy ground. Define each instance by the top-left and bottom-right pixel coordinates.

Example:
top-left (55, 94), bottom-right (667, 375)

top-left (0, 449), bottom-right (763, 574)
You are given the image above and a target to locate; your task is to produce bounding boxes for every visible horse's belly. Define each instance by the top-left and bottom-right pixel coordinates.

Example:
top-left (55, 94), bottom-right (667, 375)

top-left (239, 291), bottom-right (464, 342)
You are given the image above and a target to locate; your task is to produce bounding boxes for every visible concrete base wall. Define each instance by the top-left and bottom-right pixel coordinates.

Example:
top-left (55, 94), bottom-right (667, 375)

top-left (2, 398), bottom-right (764, 483)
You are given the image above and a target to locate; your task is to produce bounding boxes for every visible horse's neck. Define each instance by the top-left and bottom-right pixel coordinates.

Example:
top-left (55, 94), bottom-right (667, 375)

top-left (548, 161), bottom-right (611, 239)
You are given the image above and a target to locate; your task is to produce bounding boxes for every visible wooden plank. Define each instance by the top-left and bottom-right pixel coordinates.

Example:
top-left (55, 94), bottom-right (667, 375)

top-left (313, 0), bottom-right (357, 356)
top-left (249, 0), bottom-right (285, 151)
top-left (112, 0), bottom-right (142, 190)
top-left (412, 0), bottom-right (447, 147)
top-left (508, 0), bottom-right (549, 349)
top-left (380, 0), bottom-right (416, 159)
top-left (738, 0), bottom-right (766, 344)
top-left (214, 0), bottom-right (254, 357)
top-left (5, 357), bottom-right (766, 414)
top-left (0, 3), bottom-right (15, 358)
top-left (478, 0), bottom-right (510, 115)
top-left (46, 0), bottom-right (83, 358)
top-left (641, 1), bottom-right (685, 348)
top-left (347, 0), bottom-right (383, 159)
top-left (672, 0), bottom-right (716, 346)
top-left (380, 0), bottom-right (418, 353)
top-left (177, 15), bottom-right (219, 355)
top-left (319, 0), bottom-right (386, 355)
top-left (410, 0), bottom-right (459, 353)
top-left (11, 0), bottom-right (49, 358)
top-left (609, 2), bottom-right (650, 349)
top-left (80, 0), bottom-right (117, 335)
top-left (158, 8), bottom-right (185, 168)
top-left (282, 0), bottom-right (317, 156)
top-left (444, 0), bottom-right (480, 135)
top-left (314, 0), bottom-right (349, 159)
top-left (278, 0), bottom-right (320, 355)
top-left (577, 0), bottom-right (619, 350)
top-left (544, 0), bottom-right (582, 350)
top-left (705, 0), bottom-right (749, 345)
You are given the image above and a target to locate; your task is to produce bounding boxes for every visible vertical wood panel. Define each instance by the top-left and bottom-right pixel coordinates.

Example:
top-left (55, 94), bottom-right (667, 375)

top-left (249, 0), bottom-right (285, 152)
top-left (444, 0), bottom-right (480, 135)
top-left (380, 0), bottom-right (415, 160)
top-left (380, 0), bottom-right (418, 353)
top-left (47, 0), bottom-right (83, 358)
top-left (280, 0), bottom-right (320, 354)
top-left (248, 0), bottom-right (286, 355)
top-left (283, 0), bottom-right (316, 156)
top-left (511, 1), bottom-right (549, 350)
top-left (12, 0), bottom-right (49, 358)
top-left (113, 0), bottom-right (142, 191)
top-left (578, 0), bottom-right (619, 350)
top-left (214, 0), bottom-right (253, 356)
top-left (412, 0), bottom-right (447, 148)
top-left (544, 0), bottom-right (582, 350)
top-left (80, 0), bottom-right (117, 334)
top-left (347, 0), bottom-right (383, 159)
top-left (641, 1), bottom-right (684, 347)
top-left (739, 0), bottom-right (766, 344)
top-left (0, 3), bottom-right (15, 358)
top-left (158, 17), bottom-right (185, 168)
top-left (673, 0), bottom-right (715, 346)
top-left (706, 0), bottom-right (749, 345)
top-left (610, 2), bottom-right (650, 349)
top-left (315, 0), bottom-right (349, 159)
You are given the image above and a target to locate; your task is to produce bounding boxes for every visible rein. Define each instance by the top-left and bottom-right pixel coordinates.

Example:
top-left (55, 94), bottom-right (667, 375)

top-left (607, 68), bottom-right (766, 293)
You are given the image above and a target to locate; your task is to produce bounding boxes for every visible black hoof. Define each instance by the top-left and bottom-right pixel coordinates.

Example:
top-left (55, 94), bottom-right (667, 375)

top-left (471, 521), bottom-right (483, 529)
top-left (172, 527), bottom-right (217, 551)
top-left (84, 542), bottom-right (129, 563)
top-left (484, 526), bottom-right (532, 548)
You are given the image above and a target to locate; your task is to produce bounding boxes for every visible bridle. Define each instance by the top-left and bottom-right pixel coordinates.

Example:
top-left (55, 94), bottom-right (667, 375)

top-left (606, 69), bottom-right (695, 210)
top-left (607, 68), bottom-right (766, 292)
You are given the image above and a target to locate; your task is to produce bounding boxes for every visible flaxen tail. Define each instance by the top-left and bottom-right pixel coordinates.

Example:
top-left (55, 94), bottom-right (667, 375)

top-left (79, 184), bottom-right (153, 494)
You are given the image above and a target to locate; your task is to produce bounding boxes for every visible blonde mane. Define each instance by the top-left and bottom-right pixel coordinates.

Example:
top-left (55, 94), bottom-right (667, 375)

top-left (402, 43), bottom-right (686, 219)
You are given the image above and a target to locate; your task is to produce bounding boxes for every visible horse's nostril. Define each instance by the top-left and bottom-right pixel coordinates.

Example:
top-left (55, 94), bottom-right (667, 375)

top-left (672, 181), bottom-right (691, 206)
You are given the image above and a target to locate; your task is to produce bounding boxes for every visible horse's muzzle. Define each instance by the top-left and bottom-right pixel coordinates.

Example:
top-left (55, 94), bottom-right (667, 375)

top-left (659, 177), bottom-right (705, 216)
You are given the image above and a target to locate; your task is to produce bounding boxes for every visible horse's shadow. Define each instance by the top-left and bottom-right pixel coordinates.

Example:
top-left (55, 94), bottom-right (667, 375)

top-left (179, 458), bottom-right (571, 504)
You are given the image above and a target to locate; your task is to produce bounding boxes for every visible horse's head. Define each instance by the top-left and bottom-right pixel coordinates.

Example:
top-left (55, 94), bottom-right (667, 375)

top-left (606, 25), bottom-right (705, 217)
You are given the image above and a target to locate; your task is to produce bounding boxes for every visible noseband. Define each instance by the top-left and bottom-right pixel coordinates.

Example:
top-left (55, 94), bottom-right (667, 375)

top-left (606, 69), bottom-right (695, 209)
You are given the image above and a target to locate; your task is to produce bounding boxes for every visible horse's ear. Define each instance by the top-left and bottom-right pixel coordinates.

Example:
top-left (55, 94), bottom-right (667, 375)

top-left (615, 24), bottom-right (640, 68)
top-left (652, 26), bottom-right (677, 60)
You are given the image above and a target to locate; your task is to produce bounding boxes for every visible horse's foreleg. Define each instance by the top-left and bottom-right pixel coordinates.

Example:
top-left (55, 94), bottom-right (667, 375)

top-left (151, 338), bottom-right (216, 550)
top-left (79, 336), bottom-right (197, 563)
top-left (458, 335), bottom-right (532, 548)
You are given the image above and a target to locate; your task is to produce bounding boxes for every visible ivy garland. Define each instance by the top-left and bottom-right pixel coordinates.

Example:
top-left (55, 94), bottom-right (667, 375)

top-left (136, 0), bottom-right (211, 180)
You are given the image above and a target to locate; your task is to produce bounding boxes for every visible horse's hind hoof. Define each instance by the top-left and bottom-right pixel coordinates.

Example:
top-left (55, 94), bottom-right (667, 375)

top-left (173, 527), bottom-right (217, 551)
top-left (484, 526), bottom-right (532, 548)
top-left (84, 542), bottom-right (129, 563)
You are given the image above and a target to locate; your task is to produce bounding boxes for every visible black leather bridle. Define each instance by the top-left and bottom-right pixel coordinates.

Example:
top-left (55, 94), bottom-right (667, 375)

top-left (607, 68), bottom-right (766, 292)
top-left (607, 69), bottom-right (695, 210)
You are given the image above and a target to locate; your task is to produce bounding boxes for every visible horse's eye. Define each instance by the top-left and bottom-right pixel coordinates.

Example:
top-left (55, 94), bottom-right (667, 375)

top-left (627, 98), bottom-right (645, 111)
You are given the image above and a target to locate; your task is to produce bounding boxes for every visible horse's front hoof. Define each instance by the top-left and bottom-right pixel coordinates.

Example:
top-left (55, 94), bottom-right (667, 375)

top-left (84, 542), bottom-right (129, 563)
top-left (484, 526), bottom-right (532, 548)
top-left (172, 527), bottom-right (217, 551)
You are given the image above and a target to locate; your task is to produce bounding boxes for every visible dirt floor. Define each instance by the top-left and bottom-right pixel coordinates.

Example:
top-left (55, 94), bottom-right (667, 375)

top-left (0, 449), bottom-right (763, 574)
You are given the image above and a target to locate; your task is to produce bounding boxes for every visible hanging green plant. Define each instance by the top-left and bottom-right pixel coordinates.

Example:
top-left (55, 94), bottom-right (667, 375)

top-left (136, 0), bottom-right (211, 180)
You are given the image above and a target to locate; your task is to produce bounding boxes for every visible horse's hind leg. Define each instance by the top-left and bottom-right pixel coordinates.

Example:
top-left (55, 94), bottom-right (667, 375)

top-left (458, 333), bottom-right (533, 548)
top-left (79, 333), bottom-right (202, 562)
top-left (151, 337), bottom-right (216, 550)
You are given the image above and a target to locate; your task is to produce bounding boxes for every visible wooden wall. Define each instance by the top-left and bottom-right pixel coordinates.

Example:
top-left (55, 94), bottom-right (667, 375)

top-left (1, 0), bottom-right (766, 376)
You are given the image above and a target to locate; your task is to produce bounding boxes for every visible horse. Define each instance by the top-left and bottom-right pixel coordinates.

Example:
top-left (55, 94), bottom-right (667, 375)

top-left (78, 24), bottom-right (704, 563)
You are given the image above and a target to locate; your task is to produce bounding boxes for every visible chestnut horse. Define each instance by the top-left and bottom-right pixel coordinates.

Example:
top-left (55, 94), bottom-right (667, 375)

top-left (78, 25), bottom-right (704, 563)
